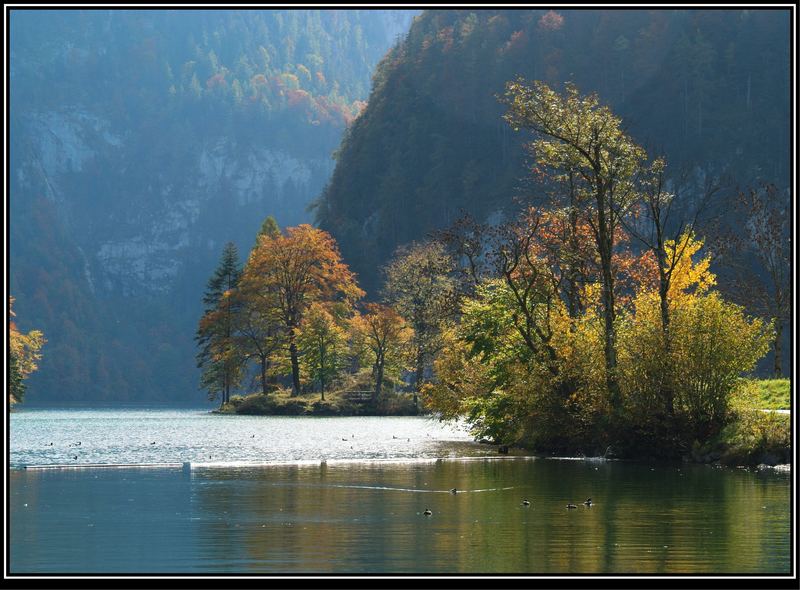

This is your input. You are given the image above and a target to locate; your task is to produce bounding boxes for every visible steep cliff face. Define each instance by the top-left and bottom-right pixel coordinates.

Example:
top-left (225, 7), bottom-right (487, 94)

top-left (18, 108), bottom-right (335, 297)
top-left (9, 9), bottom-right (418, 402)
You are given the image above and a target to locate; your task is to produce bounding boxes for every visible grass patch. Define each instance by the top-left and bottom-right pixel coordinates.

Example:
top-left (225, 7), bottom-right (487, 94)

top-left (732, 378), bottom-right (791, 410)
top-left (681, 379), bottom-right (792, 466)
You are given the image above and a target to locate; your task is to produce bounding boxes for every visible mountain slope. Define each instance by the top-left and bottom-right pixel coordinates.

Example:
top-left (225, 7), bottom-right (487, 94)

top-left (315, 9), bottom-right (790, 295)
top-left (9, 9), bottom-right (418, 403)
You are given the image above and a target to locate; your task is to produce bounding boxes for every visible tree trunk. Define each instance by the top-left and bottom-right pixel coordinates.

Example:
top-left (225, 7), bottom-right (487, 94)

top-left (658, 268), bottom-right (674, 417)
top-left (598, 229), bottom-right (620, 408)
top-left (289, 340), bottom-right (301, 397)
top-left (773, 319), bottom-right (783, 377)
top-left (320, 347), bottom-right (326, 401)
top-left (374, 358), bottom-right (384, 404)
top-left (414, 348), bottom-right (424, 413)
top-left (260, 355), bottom-right (268, 395)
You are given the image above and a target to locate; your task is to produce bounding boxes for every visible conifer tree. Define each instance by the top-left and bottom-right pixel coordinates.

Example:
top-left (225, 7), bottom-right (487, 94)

top-left (196, 242), bottom-right (243, 406)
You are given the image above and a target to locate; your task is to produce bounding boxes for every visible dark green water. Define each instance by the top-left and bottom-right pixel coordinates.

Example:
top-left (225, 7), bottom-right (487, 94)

top-left (10, 457), bottom-right (791, 574)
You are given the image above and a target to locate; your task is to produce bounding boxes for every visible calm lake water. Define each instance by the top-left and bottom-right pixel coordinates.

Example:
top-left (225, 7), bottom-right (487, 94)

top-left (9, 408), bottom-right (793, 574)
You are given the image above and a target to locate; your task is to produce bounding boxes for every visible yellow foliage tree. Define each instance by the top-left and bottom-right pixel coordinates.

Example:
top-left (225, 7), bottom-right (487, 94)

top-left (9, 296), bottom-right (46, 405)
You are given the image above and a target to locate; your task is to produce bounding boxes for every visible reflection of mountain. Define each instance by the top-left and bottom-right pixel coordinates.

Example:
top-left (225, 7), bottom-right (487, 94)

top-left (9, 9), bottom-right (418, 402)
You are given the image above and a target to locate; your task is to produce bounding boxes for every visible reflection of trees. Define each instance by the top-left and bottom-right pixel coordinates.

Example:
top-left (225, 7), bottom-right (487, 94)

top-left (191, 460), bottom-right (790, 573)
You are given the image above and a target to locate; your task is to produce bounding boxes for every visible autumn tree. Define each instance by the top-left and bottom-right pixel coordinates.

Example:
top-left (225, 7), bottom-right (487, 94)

top-left (240, 224), bottom-right (363, 396)
top-left (9, 351), bottom-right (25, 405)
top-left (382, 241), bottom-right (458, 410)
top-left (236, 216), bottom-right (285, 395)
top-left (8, 296), bottom-right (46, 405)
top-left (619, 234), bottom-right (771, 444)
top-left (620, 159), bottom-right (718, 415)
top-left (196, 242), bottom-right (243, 406)
top-left (503, 79), bottom-right (648, 409)
top-left (352, 303), bottom-right (413, 402)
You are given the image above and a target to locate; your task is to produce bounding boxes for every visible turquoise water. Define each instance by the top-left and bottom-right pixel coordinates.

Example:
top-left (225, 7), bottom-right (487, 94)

top-left (8, 408), bottom-right (793, 574)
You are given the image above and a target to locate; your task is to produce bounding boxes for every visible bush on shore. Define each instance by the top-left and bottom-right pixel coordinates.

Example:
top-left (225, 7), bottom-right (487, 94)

top-left (216, 386), bottom-right (420, 416)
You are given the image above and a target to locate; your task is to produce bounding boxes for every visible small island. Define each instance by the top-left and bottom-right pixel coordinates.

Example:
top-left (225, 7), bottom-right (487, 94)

top-left (196, 81), bottom-right (790, 470)
top-left (214, 388), bottom-right (420, 417)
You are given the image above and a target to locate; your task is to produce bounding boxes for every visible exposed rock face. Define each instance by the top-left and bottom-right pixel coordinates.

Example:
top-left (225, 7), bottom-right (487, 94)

top-left (17, 109), bottom-right (336, 298)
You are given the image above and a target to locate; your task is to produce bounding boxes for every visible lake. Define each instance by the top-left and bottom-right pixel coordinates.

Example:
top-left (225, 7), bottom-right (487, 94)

top-left (8, 408), bottom-right (792, 574)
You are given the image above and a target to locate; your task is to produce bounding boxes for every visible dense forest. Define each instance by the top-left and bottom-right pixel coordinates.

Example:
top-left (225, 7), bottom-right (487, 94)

top-left (315, 9), bottom-right (790, 302)
top-left (9, 9), bottom-right (417, 403)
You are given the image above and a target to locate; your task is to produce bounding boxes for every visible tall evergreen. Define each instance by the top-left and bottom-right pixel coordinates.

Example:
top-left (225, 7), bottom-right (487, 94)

top-left (196, 242), bottom-right (243, 406)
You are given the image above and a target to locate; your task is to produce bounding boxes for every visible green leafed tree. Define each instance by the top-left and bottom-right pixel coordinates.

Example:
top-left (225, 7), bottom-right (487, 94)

top-left (297, 303), bottom-right (348, 400)
top-left (382, 241), bottom-right (458, 410)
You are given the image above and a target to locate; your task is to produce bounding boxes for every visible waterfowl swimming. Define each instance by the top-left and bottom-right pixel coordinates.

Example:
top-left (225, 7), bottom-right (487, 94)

top-left (342, 438), bottom-right (348, 441)
top-left (566, 503), bottom-right (578, 509)
top-left (583, 498), bottom-right (592, 506)
top-left (522, 500), bottom-right (531, 506)
top-left (423, 509), bottom-right (432, 516)
top-left (151, 441), bottom-right (156, 445)
top-left (72, 455), bottom-right (78, 460)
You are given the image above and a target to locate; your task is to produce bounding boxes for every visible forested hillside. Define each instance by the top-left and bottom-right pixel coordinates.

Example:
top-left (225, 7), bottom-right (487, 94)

top-left (9, 9), bottom-right (417, 403)
top-left (315, 9), bottom-right (790, 295)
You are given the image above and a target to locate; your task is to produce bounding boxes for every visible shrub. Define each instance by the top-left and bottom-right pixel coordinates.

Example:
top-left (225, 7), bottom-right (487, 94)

top-left (719, 406), bottom-right (790, 466)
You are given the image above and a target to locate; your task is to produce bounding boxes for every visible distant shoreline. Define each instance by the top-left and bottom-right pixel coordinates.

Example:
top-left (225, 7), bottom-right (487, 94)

top-left (212, 391), bottom-right (425, 417)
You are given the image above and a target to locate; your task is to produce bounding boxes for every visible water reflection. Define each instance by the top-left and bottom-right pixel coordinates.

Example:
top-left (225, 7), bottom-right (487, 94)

top-left (13, 458), bottom-right (786, 574)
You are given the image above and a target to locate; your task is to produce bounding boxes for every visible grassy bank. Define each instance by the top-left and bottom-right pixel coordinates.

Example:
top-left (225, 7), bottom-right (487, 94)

top-left (494, 379), bottom-right (793, 467)
top-left (214, 388), bottom-right (421, 416)
top-left (733, 378), bottom-right (791, 410)
top-left (682, 379), bottom-right (791, 467)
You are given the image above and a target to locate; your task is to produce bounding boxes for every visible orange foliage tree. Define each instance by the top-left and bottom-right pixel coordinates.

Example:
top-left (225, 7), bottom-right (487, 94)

top-left (240, 224), bottom-right (364, 396)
